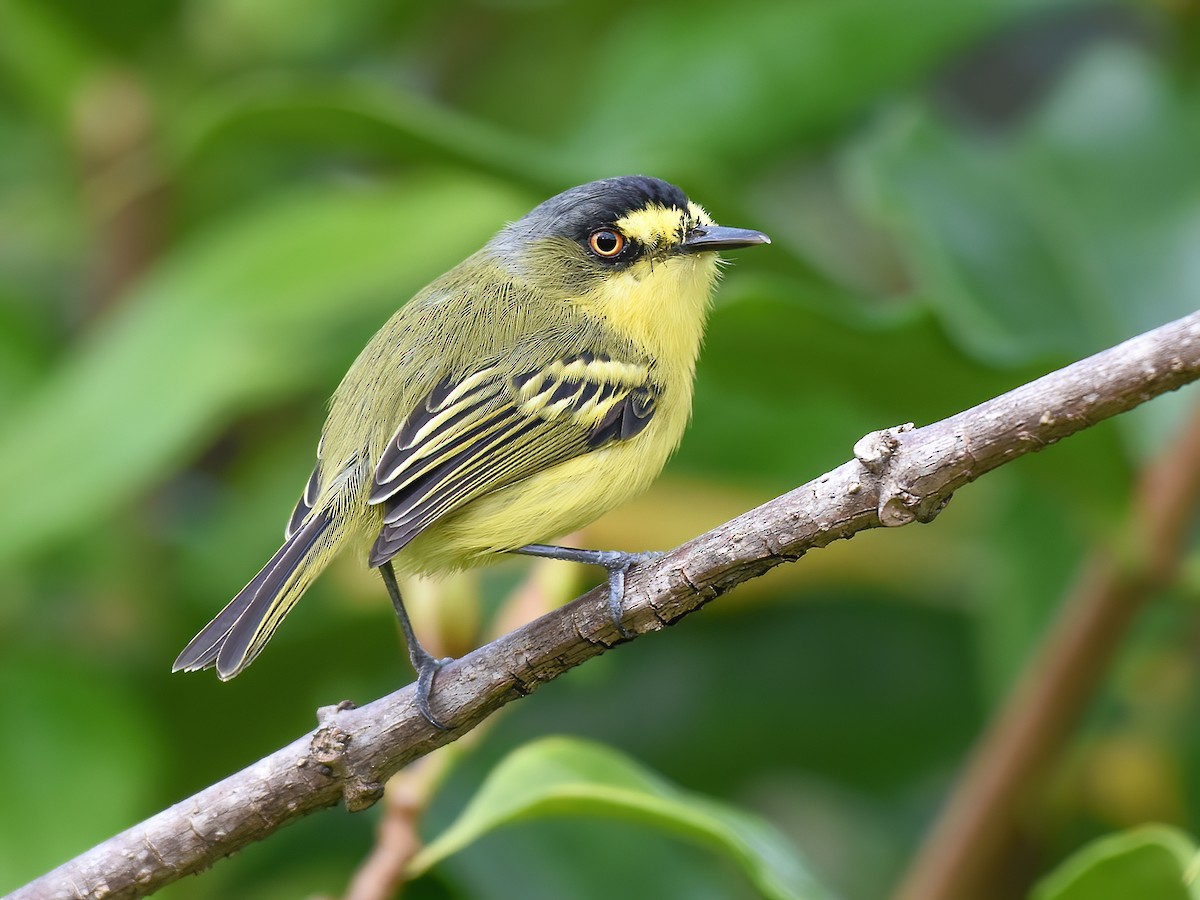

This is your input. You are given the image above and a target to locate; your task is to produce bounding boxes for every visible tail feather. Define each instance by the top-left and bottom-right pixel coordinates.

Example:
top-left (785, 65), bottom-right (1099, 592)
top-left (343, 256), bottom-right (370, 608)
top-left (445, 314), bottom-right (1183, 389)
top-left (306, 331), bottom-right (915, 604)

top-left (171, 547), bottom-right (283, 672)
top-left (173, 512), bottom-right (333, 678)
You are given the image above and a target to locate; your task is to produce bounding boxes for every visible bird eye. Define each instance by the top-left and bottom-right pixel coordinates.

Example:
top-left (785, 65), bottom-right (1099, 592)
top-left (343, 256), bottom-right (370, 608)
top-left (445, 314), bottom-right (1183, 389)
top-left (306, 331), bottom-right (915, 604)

top-left (588, 229), bottom-right (626, 258)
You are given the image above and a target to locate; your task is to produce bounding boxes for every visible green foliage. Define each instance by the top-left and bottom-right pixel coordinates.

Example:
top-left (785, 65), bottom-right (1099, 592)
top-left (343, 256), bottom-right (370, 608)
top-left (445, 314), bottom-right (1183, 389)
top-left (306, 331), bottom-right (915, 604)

top-left (0, 176), bottom-right (526, 566)
top-left (0, 651), bottom-right (160, 886)
top-left (2, 1), bottom-right (1200, 898)
top-left (1032, 826), bottom-right (1200, 900)
top-left (411, 736), bottom-right (834, 900)
top-left (851, 43), bottom-right (1200, 452)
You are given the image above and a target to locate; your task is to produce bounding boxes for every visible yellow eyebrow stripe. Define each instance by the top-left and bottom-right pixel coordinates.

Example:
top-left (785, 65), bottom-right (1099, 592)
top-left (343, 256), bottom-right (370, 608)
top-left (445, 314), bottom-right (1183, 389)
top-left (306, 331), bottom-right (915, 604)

top-left (613, 202), bottom-right (712, 249)
top-left (614, 206), bottom-right (683, 248)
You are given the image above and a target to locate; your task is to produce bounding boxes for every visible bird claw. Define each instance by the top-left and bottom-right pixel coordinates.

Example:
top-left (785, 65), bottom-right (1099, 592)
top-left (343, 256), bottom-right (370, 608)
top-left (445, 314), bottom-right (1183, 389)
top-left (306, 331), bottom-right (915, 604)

top-left (412, 652), bottom-right (453, 732)
top-left (511, 544), bottom-right (665, 639)
top-left (599, 550), bottom-right (664, 637)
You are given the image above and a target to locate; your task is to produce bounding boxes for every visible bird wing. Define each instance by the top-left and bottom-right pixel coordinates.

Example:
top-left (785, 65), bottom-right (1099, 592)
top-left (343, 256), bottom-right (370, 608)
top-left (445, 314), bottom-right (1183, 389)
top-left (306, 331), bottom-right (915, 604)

top-left (366, 351), bottom-right (659, 566)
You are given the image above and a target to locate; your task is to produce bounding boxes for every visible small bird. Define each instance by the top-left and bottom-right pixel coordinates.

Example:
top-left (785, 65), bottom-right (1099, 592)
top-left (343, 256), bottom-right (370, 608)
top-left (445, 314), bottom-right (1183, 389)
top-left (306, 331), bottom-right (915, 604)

top-left (173, 176), bottom-right (769, 727)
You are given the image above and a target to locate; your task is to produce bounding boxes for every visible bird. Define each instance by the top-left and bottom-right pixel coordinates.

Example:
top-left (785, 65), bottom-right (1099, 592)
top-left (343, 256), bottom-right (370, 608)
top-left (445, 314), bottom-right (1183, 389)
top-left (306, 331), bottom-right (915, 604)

top-left (173, 175), bottom-right (770, 728)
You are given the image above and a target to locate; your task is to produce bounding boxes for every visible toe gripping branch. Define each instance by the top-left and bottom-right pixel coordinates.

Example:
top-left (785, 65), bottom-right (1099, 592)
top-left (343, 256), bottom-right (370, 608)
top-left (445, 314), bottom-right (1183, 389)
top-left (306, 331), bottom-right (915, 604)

top-left (515, 544), bottom-right (665, 637)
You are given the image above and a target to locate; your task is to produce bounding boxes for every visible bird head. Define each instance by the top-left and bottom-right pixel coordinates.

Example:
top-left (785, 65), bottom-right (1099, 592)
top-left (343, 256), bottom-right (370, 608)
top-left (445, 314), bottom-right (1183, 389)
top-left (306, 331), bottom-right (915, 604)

top-left (490, 175), bottom-right (770, 297)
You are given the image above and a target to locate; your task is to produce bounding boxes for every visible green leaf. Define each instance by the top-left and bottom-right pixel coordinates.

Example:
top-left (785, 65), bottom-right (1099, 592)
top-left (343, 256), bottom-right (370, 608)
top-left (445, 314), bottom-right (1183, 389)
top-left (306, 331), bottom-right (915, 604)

top-left (166, 77), bottom-right (573, 190)
top-left (567, 0), bottom-right (1052, 178)
top-left (0, 173), bottom-right (529, 566)
top-left (409, 736), bottom-right (835, 900)
top-left (185, 0), bottom-right (389, 65)
top-left (851, 44), bottom-right (1200, 366)
top-left (849, 43), bottom-right (1200, 457)
top-left (683, 279), bottom-right (1042, 487)
top-left (1032, 825), bottom-right (1200, 900)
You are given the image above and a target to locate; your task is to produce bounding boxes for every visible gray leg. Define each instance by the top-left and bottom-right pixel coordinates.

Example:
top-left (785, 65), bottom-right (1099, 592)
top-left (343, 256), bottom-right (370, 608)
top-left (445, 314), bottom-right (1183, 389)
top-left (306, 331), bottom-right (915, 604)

top-left (379, 562), bottom-right (452, 731)
top-left (513, 544), bottom-right (664, 636)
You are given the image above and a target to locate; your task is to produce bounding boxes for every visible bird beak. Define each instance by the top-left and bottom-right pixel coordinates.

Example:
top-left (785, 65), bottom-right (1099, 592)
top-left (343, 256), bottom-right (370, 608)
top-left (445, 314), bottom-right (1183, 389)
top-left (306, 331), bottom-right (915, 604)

top-left (680, 225), bottom-right (771, 254)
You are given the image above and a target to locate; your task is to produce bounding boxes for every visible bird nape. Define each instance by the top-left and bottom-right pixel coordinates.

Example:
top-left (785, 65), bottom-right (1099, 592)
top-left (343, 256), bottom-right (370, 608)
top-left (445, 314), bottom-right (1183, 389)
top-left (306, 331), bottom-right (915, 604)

top-left (173, 175), bottom-right (770, 730)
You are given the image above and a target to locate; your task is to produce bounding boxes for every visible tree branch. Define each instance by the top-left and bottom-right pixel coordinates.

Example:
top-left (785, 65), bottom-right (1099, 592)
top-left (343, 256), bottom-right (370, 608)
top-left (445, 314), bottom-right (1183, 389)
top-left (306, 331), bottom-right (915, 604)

top-left (12, 311), bottom-right (1200, 900)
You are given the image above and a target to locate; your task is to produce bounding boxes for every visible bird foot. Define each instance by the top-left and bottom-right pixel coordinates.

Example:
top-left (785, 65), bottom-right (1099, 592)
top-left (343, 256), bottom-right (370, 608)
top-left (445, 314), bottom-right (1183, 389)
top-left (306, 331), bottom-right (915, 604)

top-left (594, 550), bottom-right (665, 637)
top-left (410, 648), bottom-right (454, 732)
top-left (512, 544), bottom-right (664, 638)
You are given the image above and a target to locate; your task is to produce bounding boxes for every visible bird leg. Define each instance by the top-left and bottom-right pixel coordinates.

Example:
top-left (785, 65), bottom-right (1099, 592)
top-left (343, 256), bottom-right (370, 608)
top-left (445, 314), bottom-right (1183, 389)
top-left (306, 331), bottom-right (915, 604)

top-left (513, 544), bottom-right (664, 637)
top-left (379, 562), bottom-right (452, 731)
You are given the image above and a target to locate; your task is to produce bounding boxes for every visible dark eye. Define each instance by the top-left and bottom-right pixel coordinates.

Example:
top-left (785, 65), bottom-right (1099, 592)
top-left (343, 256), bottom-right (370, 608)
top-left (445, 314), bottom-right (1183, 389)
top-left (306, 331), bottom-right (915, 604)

top-left (588, 229), bottom-right (626, 258)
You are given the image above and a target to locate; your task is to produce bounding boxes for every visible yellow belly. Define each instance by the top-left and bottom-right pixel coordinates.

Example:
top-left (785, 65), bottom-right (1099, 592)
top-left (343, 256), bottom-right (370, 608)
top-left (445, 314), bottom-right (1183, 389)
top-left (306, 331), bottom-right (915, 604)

top-left (392, 387), bottom-right (690, 576)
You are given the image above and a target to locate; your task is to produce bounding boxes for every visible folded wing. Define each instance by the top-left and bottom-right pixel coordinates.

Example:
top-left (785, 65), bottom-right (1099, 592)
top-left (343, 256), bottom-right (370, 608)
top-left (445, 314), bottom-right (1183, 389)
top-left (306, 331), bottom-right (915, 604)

top-left (367, 351), bottom-right (659, 565)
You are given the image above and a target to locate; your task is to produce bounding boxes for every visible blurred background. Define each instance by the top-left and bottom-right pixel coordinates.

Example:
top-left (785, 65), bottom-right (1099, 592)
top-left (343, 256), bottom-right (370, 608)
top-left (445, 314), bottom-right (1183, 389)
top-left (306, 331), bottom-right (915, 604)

top-left (3, 0), bottom-right (1200, 898)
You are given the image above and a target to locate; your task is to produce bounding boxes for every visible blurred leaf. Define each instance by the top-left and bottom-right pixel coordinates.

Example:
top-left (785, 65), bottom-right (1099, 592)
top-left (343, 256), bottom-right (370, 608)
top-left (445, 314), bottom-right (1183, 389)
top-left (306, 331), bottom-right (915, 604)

top-left (409, 736), bottom-right (835, 900)
top-left (185, 0), bottom-right (390, 65)
top-left (492, 597), bottom-right (980, 796)
top-left (851, 44), bottom-right (1200, 365)
top-left (166, 77), bottom-right (570, 189)
top-left (166, 0), bottom-right (1063, 197)
top-left (1031, 825), bottom-right (1200, 900)
top-left (684, 280), bottom-right (1046, 487)
top-left (0, 288), bottom-right (52, 406)
top-left (0, 125), bottom-right (83, 316)
top-left (850, 43), bottom-right (1200, 456)
top-left (0, 0), bottom-right (103, 121)
top-left (567, 0), bottom-right (1056, 178)
top-left (0, 173), bottom-right (528, 567)
top-left (0, 652), bottom-right (159, 891)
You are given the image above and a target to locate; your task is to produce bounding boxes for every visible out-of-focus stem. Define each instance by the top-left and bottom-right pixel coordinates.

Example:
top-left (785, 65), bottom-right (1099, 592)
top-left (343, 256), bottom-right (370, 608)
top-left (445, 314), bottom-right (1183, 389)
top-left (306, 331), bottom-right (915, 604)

top-left (341, 553), bottom-right (580, 900)
top-left (894, 403), bottom-right (1200, 900)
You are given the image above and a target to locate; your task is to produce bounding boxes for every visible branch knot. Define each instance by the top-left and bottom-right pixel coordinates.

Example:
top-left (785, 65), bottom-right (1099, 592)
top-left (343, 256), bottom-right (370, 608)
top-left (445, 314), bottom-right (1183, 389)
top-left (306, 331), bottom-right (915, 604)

top-left (854, 423), bottom-right (934, 526)
top-left (311, 701), bottom-right (385, 813)
top-left (853, 423), bottom-right (912, 475)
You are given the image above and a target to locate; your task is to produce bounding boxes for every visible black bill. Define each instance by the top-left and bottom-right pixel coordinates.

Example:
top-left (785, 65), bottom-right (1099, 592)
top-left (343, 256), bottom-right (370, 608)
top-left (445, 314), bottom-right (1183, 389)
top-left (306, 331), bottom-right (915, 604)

top-left (680, 225), bottom-right (771, 253)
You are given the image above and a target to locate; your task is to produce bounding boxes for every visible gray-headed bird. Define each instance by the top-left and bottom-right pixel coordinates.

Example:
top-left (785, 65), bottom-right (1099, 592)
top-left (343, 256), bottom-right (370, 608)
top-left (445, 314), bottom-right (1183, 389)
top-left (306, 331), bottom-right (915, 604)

top-left (174, 176), bottom-right (770, 728)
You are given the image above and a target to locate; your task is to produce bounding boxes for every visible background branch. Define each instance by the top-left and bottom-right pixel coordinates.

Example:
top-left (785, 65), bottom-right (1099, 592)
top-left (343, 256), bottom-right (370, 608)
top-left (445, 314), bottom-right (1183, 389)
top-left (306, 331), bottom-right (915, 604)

top-left (894, 400), bottom-right (1200, 900)
top-left (337, 557), bottom-right (575, 900)
top-left (12, 311), bottom-right (1200, 900)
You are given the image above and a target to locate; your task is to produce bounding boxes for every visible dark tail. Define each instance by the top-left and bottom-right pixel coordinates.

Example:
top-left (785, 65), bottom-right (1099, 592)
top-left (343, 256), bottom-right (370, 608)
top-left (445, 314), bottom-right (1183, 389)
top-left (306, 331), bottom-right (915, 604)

top-left (173, 512), bottom-right (333, 680)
